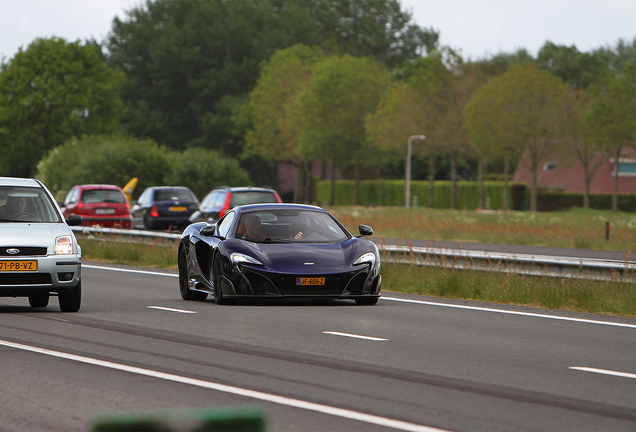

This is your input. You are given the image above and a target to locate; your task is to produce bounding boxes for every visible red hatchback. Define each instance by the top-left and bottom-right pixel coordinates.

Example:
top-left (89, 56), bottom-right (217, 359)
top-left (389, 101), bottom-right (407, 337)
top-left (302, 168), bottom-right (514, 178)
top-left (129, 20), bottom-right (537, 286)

top-left (62, 184), bottom-right (132, 228)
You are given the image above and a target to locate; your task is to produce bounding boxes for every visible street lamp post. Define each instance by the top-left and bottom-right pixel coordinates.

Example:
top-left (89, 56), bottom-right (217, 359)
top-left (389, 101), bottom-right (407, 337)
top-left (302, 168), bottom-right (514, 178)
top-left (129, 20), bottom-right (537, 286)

top-left (405, 135), bottom-right (426, 208)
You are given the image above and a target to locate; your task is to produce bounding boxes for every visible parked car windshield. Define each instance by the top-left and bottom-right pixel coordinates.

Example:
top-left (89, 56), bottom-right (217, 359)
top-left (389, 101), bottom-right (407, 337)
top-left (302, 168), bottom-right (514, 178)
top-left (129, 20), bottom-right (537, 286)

top-left (236, 209), bottom-right (349, 243)
top-left (0, 186), bottom-right (62, 223)
top-left (82, 189), bottom-right (126, 204)
top-left (154, 188), bottom-right (196, 202)
top-left (230, 191), bottom-right (278, 207)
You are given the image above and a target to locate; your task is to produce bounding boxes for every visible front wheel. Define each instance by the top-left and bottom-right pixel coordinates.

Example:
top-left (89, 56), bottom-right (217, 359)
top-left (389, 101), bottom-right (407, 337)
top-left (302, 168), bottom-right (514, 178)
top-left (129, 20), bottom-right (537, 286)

top-left (213, 255), bottom-right (230, 305)
top-left (355, 297), bottom-right (378, 306)
top-left (59, 280), bottom-right (81, 312)
top-left (179, 248), bottom-right (207, 301)
top-left (29, 293), bottom-right (49, 308)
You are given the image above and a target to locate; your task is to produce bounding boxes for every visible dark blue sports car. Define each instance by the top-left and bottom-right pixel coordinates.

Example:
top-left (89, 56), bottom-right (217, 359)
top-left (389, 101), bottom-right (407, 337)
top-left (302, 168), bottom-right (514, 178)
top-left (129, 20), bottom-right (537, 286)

top-left (178, 203), bottom-right (381, 305)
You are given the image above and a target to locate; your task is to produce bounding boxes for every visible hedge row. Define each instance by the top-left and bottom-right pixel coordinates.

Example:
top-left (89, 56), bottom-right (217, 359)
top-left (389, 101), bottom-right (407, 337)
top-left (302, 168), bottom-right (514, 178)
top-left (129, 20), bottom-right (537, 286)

top-left (315, 180), bottom-right (520, 210)
top-left (316, 180), bottom-right (636, 212)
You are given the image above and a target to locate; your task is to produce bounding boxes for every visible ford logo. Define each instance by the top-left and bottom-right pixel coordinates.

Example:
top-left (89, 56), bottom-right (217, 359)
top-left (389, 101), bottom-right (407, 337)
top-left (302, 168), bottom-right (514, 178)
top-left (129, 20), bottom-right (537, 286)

top-left (6, 248), bottom-right (20, 255)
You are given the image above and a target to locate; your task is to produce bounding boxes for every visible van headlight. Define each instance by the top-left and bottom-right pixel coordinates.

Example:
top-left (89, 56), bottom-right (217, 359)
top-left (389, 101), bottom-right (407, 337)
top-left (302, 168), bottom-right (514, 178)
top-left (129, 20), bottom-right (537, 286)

top-left (55, 236), bottom-right (73, 255)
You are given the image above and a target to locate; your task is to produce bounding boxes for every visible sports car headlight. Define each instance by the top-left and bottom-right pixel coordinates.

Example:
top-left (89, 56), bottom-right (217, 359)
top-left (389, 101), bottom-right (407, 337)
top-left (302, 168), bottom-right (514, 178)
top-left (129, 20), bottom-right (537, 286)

top-left (354, 252), bottom-right (376, 266)
top-left (230, 253), bottom-right (263, 266)
top-left (55, 235), bottom-right (73, 255)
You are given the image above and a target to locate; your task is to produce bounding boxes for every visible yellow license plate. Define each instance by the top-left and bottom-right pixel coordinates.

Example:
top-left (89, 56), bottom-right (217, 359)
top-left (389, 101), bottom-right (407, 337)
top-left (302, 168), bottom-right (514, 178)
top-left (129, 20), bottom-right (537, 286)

top-left (169, 206), bottom-right (187, 212)
top-left (0, 260), bottom-right (37, 271)
top-left (296, 277), bottom-right (325, 286)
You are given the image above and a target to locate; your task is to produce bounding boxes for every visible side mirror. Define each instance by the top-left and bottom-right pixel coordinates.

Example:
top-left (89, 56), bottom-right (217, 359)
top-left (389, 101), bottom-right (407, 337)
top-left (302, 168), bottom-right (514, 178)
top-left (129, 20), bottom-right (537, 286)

top-left (358, 224), bottom-right (373, 237)
top-left (66, 214), bottom-right (83, 226)
top-left (200, 225), bottom-right (218, 237)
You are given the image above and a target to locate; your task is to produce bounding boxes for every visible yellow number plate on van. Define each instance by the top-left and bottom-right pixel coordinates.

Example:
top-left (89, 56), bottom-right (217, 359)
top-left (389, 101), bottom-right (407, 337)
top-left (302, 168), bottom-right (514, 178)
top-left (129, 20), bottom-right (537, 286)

top-left (296, 277), bottom-right (325, 286)
top-left (0, 261), bottom-right (37, 271)
top-left (169, 206), bottom-right (187, 212)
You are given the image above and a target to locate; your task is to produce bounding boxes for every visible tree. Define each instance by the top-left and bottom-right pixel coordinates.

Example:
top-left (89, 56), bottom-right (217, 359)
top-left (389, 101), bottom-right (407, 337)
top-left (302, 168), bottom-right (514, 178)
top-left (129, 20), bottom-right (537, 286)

top-left (164, 148), bottom-right (250, 200)
top-left (299, 55), bottom-right (388, 205)
top-left (537, 41), bottom-right (606, 89)
top-left (366, 57), bottom-right (452, 208)
top-left (242, 44), bottom-right (324, 203)
top-left (466, 64), bottom-right (568, 211)
top-left (557, 87), bottom-right (605, 209)
top-left (106, 0), bottom-right (431, 154)
top-left (36, 135), bottom-right (169, 197)
top-left (589, 63), bottom-right (636, 211)
top-left (0, 38), bottom-right (125, 177)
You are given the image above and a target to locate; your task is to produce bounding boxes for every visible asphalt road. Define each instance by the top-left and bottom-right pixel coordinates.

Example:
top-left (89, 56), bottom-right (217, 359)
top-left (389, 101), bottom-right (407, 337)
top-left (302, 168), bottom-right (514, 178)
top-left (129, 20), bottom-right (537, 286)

top-left (0, 262), bottom-right (635, 431)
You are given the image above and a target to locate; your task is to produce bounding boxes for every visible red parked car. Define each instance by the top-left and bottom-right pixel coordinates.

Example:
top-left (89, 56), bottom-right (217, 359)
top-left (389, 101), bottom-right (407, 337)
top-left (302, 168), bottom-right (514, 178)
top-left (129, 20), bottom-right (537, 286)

top-left (62, 184), bottom-right (132, 228)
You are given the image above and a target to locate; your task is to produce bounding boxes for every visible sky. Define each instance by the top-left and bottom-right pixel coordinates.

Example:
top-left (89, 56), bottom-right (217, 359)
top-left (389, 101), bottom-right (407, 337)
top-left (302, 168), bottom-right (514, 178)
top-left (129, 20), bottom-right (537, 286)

top-left (1, 0), bottom-right (635, 61)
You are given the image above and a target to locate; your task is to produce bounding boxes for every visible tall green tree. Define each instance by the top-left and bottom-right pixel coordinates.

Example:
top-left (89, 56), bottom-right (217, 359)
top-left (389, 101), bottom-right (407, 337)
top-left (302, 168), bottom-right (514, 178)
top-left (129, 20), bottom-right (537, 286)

top-left (557, 87), bottom-right (604, 209)
top-left (242, 44), bottom-right (324, 203)
top-left (537, 41), bottom-right (607, 89)
top-left (299, 55), bottom-right (388, 205)
top-left (366, 57), bottom-right (452, 208)
top-left (589, 63), bottom-right (636, 211)
top-left (466, 64), bottom-right (568, 211)
top-left (0, 38), bottom-right (125, 177)
top-left (106, 0), bottom-right (431, 155)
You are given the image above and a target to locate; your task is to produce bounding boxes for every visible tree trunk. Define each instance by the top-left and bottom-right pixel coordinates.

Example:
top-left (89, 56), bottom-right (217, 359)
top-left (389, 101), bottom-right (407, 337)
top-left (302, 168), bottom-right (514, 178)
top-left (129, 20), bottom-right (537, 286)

top-left (354, 161), bottom-right (360, 206)
top-left (613, 148), bottom-right (621, 212)
top-left (428, 153), bottom-right (435, 208)
top-left (329, 157), bottom-right (336, 207)
top-left (530, 160), bottom-right (538, 212)
top-left (450, 156), bottom-right (457, 210)
top-left (502, 158), bottom-right (509, 211)
top-left (478, 157), bottom-right (484, 210)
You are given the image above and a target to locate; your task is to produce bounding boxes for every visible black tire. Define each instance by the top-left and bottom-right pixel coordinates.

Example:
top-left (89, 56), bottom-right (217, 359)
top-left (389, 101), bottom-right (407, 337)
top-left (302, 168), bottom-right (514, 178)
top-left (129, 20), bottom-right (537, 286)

top-left (29, 293), bottom-right (49, 308)
top-left (213, 255), bottom-right (229, 305)
top-left (59, 280), bottom-right (81, 312)
top-left (143, 214), bottom-right (155, 230)
top-left (179, 248), bottom-right (207, 301)
top-left (355, 297), bottom-right (378, 306)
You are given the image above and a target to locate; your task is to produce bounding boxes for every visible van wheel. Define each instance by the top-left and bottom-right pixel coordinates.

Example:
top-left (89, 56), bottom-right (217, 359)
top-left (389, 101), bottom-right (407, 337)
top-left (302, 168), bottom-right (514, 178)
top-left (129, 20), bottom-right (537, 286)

top-left (29, 293), bottom-right (49, 308)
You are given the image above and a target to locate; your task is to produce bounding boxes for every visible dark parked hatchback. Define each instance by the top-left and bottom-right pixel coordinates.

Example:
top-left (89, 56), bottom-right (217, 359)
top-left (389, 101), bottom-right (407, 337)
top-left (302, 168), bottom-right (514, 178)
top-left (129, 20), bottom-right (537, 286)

top-left (132, 186), bottom-right (199, 230)
top-left (189, 186), bottom-right (282, 223)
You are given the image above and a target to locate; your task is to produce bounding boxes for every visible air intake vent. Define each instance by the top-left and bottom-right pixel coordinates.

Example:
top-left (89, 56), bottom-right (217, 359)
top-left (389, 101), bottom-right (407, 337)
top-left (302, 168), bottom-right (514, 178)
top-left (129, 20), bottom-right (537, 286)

top-left (0, 247), bottom-right (48, 257)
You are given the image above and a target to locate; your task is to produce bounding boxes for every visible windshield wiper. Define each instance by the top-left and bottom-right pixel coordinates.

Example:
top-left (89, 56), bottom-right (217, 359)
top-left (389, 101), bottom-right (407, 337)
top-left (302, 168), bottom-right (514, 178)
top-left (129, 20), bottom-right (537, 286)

top-left (262, 238), bottom-right (294, 244)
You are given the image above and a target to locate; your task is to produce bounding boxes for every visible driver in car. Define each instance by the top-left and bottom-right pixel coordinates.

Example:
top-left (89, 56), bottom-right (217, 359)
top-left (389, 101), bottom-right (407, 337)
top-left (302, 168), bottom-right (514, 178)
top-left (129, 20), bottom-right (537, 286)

top-left (293, 214), bottom-right (324, 240)
top-left (0, 196), bottom-right (28, 219)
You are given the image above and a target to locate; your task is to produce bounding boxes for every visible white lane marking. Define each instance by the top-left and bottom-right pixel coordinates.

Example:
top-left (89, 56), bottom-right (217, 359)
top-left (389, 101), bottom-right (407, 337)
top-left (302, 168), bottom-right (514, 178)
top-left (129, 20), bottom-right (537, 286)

top-left (570, 367), bottom-right (636, 380)
top-left (83, 264), bottom-right (178, 277)
top-left (382, 297), bottom-right (636, 330)
top-left (83, 264), bottom-right (636, 330)
top-left (147, 306), bottom-right (197, 314)
top-left (0, 339), bottom-right (445, 432)
top-left (323, 331), bottom-right (388, 341)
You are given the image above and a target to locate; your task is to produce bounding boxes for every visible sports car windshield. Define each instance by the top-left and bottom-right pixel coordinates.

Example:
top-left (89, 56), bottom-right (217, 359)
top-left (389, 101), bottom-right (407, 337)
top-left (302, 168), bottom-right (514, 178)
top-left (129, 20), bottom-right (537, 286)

top-left (0, 186), bottom-right (62, 223)
top-left (236, 210), bottom-right (349, 243)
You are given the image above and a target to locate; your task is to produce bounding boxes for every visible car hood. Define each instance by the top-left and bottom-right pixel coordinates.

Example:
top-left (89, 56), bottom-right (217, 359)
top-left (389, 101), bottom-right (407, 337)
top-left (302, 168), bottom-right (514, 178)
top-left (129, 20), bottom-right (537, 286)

top-left (0, 223), bottom-right (76, 250)
top-left (236, 239), bottom-right (368, 271)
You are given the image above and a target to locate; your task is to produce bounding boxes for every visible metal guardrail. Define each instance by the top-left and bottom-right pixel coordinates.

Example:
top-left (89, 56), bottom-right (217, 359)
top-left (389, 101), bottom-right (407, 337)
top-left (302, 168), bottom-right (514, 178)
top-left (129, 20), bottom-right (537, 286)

top-left (72, 226), bottom-right (636, 282)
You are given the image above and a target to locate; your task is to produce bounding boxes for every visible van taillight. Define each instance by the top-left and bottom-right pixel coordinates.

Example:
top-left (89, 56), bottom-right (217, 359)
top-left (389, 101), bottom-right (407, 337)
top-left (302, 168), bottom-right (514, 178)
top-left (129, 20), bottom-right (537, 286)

top-left (150, 206), bottom-right (159, 217)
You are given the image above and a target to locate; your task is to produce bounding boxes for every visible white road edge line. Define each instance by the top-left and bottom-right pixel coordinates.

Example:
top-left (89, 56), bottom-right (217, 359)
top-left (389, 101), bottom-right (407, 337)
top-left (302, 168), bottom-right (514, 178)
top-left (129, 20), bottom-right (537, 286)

top-left (570, 367), bottom-right (636, 380)
top-left (0, 339), bottom-right (446, 432)
top-left (147, 306), bottom-right (197, 314)
top-left (84, 264), bottom-right (636, 330)
top-left (83, 264), bottom-right (178, 277)
top-left (323, 331), bottom-right (388, 341)
top-left (382, 297), bottom-right (636, 329)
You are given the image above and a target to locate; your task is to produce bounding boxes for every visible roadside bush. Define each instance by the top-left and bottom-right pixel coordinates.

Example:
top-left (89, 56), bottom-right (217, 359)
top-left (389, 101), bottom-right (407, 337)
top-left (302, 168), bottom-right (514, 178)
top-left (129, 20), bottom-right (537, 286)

top-left (164, 148), bottom-right (250, 199)
top-left (36, 135), bottom-right (169, 197)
